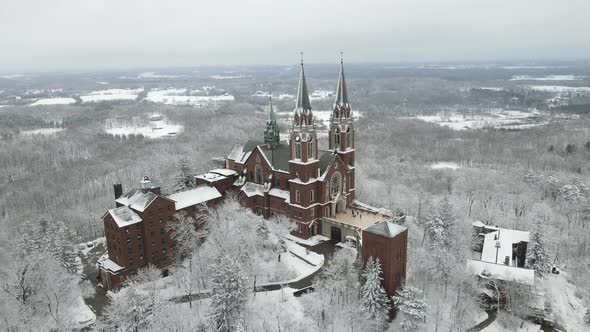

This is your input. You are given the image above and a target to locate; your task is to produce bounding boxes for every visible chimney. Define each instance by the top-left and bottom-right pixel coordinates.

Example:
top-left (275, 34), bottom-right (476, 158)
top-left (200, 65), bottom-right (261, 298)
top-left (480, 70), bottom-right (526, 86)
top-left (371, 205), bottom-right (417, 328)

top-left (140, 176), bottom-right (151, 192)
top-left (114, 184), bottom-right (123, 200)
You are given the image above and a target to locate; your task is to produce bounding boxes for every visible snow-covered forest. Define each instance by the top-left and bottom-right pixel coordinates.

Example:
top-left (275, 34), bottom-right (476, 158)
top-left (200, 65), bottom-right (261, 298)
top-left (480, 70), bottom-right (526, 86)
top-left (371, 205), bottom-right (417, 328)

top-left (2, 57), bottom-right (590, 331)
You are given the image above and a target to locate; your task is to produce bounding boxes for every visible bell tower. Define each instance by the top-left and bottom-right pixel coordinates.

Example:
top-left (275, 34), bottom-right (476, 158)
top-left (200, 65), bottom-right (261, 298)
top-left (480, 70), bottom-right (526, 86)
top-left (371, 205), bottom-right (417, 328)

top-left (328, 55), bottom-right (355, 201)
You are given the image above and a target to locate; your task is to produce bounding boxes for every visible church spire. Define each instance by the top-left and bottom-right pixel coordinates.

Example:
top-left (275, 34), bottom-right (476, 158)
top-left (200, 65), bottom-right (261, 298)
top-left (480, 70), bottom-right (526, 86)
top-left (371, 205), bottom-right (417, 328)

top-left (293, 52), bottom-right (313, 127)
top-left (334, 52), bottom-right (349, 108)
top-left (264, 96), bottom-right (280, 149)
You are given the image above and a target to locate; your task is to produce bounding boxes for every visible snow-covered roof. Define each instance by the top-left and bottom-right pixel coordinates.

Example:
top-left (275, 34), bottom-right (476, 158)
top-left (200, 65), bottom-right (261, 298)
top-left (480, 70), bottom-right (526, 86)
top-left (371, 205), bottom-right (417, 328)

top-left (167, 186), bottom-right (222, 210)
top-left (472, 221), bottom-right (486, 228)
top-left (210, 168), bottom-right (237, 177)
top-left (115, 189), bottom-right (158, 212)
top-left (466, 259), bottom-right (535, 285)
top-left (269, 188), bottom-right (290, 203)
top-left (227, 142), bottom-right (244, 161)
top-left (364, 221), bottom-right (407, 238)
top-left (195, 172), bottom-right (227, 183)
top-left (352, 200), bottom-right (393, 216)
top-left (108, 206), bottom-right (143, 228)
top-left (481, 228), bottom-right (529, 266)
top-left (241, 182), bottom-right (264, 197)
top-left (98, 257), bottom-right (125, 273)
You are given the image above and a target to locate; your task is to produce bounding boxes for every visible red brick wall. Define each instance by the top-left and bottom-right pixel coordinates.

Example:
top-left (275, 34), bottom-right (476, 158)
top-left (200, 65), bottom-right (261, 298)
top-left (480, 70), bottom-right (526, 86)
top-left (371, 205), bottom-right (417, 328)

top-left (361, 229), bottom-right (408, 297)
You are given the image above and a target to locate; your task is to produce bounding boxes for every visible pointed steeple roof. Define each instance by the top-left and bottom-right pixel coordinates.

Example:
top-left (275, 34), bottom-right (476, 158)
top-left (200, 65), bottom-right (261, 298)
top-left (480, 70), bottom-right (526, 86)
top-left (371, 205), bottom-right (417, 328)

top-left (264, 96), bottom-right (280, 148)
top-left (267, 96), bottom-right (276, 123)
top-left (295, 60), bottom-right (312, 112)
top-left (334, 55), bottom-right (349, 108)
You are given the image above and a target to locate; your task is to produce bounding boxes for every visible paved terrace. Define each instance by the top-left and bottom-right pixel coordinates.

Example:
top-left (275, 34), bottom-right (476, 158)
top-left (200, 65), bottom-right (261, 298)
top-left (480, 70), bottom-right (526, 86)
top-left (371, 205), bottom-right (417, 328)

top-left (323, 207), bottom-right (391, 230)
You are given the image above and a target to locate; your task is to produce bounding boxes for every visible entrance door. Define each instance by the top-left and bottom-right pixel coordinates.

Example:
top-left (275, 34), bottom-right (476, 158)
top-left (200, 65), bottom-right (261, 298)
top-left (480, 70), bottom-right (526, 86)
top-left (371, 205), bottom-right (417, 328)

top-left (330, 226), bottom-right (342, 243)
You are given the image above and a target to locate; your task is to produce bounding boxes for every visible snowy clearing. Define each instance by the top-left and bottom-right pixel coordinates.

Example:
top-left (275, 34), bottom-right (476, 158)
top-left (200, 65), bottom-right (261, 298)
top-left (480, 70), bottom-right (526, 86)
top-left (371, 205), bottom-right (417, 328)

top-left (430, 162), bottom-right (462, 170)
top-left (137, 72), bottom-right (188, 79)
top-left (20, 128), bottom-right (65, 136)
top-left (510, 75), bottom-right (583, 81)
top-left (411, 109), bottom-right (551, 131)
top-left (80, 88), bottom-right (143, 103)
top-left (143, 88), bottom-right (235, 106)
top-left (527, 85), bottom-right (590, 92)
top-left (104, 115), bottom-right (184, 139)
top-left (210, 74), bottom-right (250, 79)
top-left (29, 97), bottom-right (76, 106)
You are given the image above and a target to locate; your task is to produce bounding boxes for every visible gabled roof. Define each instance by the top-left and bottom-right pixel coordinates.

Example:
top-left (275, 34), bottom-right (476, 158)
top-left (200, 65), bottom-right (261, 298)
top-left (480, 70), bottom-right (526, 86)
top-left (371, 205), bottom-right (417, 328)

top-left (258, 143), bottom-right (291, 172)
top-left (318, 150), bottom-right (335, 175)
top-left (364, 221), bottom-right (407, 238)
top-left (115, 189), bottom-right (159, 212)
top-left (227, 142), bottom-right (244, 161)
top-left (108, 206), bottom-right (143, 228)
top-left (167, 186), bottom-right (222, 210)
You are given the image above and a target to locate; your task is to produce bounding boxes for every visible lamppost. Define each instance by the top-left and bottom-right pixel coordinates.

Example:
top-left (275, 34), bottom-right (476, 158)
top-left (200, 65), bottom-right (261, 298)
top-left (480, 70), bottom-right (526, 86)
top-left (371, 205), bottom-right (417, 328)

top-left (495, 240), bottom-right (501, 264)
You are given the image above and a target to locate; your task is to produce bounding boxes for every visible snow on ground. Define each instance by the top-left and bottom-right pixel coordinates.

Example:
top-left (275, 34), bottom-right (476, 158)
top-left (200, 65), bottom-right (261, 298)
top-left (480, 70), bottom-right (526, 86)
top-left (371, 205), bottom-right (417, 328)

top-left (210, 74), bottom-right (250, 79)
top-left (475, 87), bottom-right (505, 91)
top-left (538, 272), bottom-right (587, 332)
top-left (527, 85), bottom-right (590, 92)
top-left (412, 109), bottom-right (547, 131)
top-left (0, 105), bottom-right (10, 108)
top-left (310, 90), bottom-right (333, 100)
top-left (104, 115), bottom-right (184, 139)
top-left (501, 65), bottom-right (569, 69)
top-left (511, 75), bottom-right (583, 81)
top-left (29, 97), bottom-right (76, 106)
top-left (283, 239), bottom-right (324, 283)
top-left (137, 72), bottom-right (188, 79)
top-left (1, 74), bottom-right (26, 79)
top-left (481, 320), bottom-right (541, 331)
top-left (143, 88), bottom-right (235, 106)
top-left (77, 237), bottom-right (106, 257)
top-left (278, 110), bottom-right (363, 129)
top-left (430, 162), bottom-right (462, 170)
top-left (285, 234), bottom-right (330, 247)
top-left (80, 88), bottom-right (143, 103)
top-left (69, 295), bottom-right (96, 328)
top-left (20, 128), bottom-right (64, 136)
top-left (96, 81), bottom-right (109, 85)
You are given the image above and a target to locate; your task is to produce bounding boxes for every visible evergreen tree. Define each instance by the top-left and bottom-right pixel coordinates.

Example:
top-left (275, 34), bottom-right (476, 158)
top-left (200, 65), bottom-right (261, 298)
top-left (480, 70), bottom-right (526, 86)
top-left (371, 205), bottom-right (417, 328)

top-left (360, 257), bottom-right (390, 329)
top-left (526, 218), bottom-right (551, 278)
top-left (584, 308), bottom-right (590, 326)
top-left (169, 155), bottom-right (196, 193)
top-left (424, 196), bottom-right (458, 250)
top-left (392, 285), bottom-right (428, 330)
top-left (209, 255), bottom-right (248, 332)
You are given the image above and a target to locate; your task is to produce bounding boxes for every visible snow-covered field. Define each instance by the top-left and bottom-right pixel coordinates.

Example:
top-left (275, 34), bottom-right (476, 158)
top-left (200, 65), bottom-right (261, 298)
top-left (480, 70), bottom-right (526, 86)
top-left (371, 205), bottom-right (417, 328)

top-left (430, 162), bottom-right (462, 170)
top-left (20, 128), bottom-right (64, 136)
top-left (510, 75), bottom-right (583, 81)
top-left (143, 88), bottom-right (234, 106)
top-left (105, 115), bottom-right (183, 139)
top-left (527, 85), bottom-right (590, 92)
top-left (210, 74), bottom-right (250, 79)
top-left (310, 90), bottom-right (334, 100)
top-left (29, 97), bottom-right (76, 106)
top-left (80, 88), bottom-right (143, 103)
top-left (412, 109), bottom-right (551, 131)
top-left (538, 272), bottom-right (587, 332)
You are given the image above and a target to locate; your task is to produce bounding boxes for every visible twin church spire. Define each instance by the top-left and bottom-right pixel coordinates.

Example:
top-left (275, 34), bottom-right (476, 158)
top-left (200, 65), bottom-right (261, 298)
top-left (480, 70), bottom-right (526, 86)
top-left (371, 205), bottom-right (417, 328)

top-left (265, 53), bottom-right (352, 149)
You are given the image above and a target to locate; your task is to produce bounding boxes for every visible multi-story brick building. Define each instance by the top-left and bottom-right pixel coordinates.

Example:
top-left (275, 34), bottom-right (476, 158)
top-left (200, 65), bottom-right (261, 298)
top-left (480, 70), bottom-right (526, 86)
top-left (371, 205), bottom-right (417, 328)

top-left (98, 177), bottom-right (224, 289)
top-left (99, 58), bottom-right (408, 295)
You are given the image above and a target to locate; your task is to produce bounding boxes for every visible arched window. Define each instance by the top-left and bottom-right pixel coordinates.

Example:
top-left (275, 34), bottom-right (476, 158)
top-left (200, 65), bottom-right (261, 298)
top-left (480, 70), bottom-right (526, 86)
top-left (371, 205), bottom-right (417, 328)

top-left (346, 127), bottom-right (352, 148)
top-left (310, 190), bottom-right (315, 203)
top-left (295, 143), bottom-right (301, 159)
top-left (307, 140), bottom-right (314, 159)
top-left (330, 172), bottom-right (341, 197)
top-left (255, 165), bottom-right (263, 184)
top-left (295, 190), bottom-right (301, 203)
top-left (334, 128), bottom-right (340, 147)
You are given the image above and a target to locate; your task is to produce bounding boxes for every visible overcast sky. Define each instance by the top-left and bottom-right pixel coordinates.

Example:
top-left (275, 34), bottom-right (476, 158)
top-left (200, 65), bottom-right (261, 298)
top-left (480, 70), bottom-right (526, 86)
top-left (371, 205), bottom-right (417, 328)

top-left (1, 0), bottom-right (589, 72)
